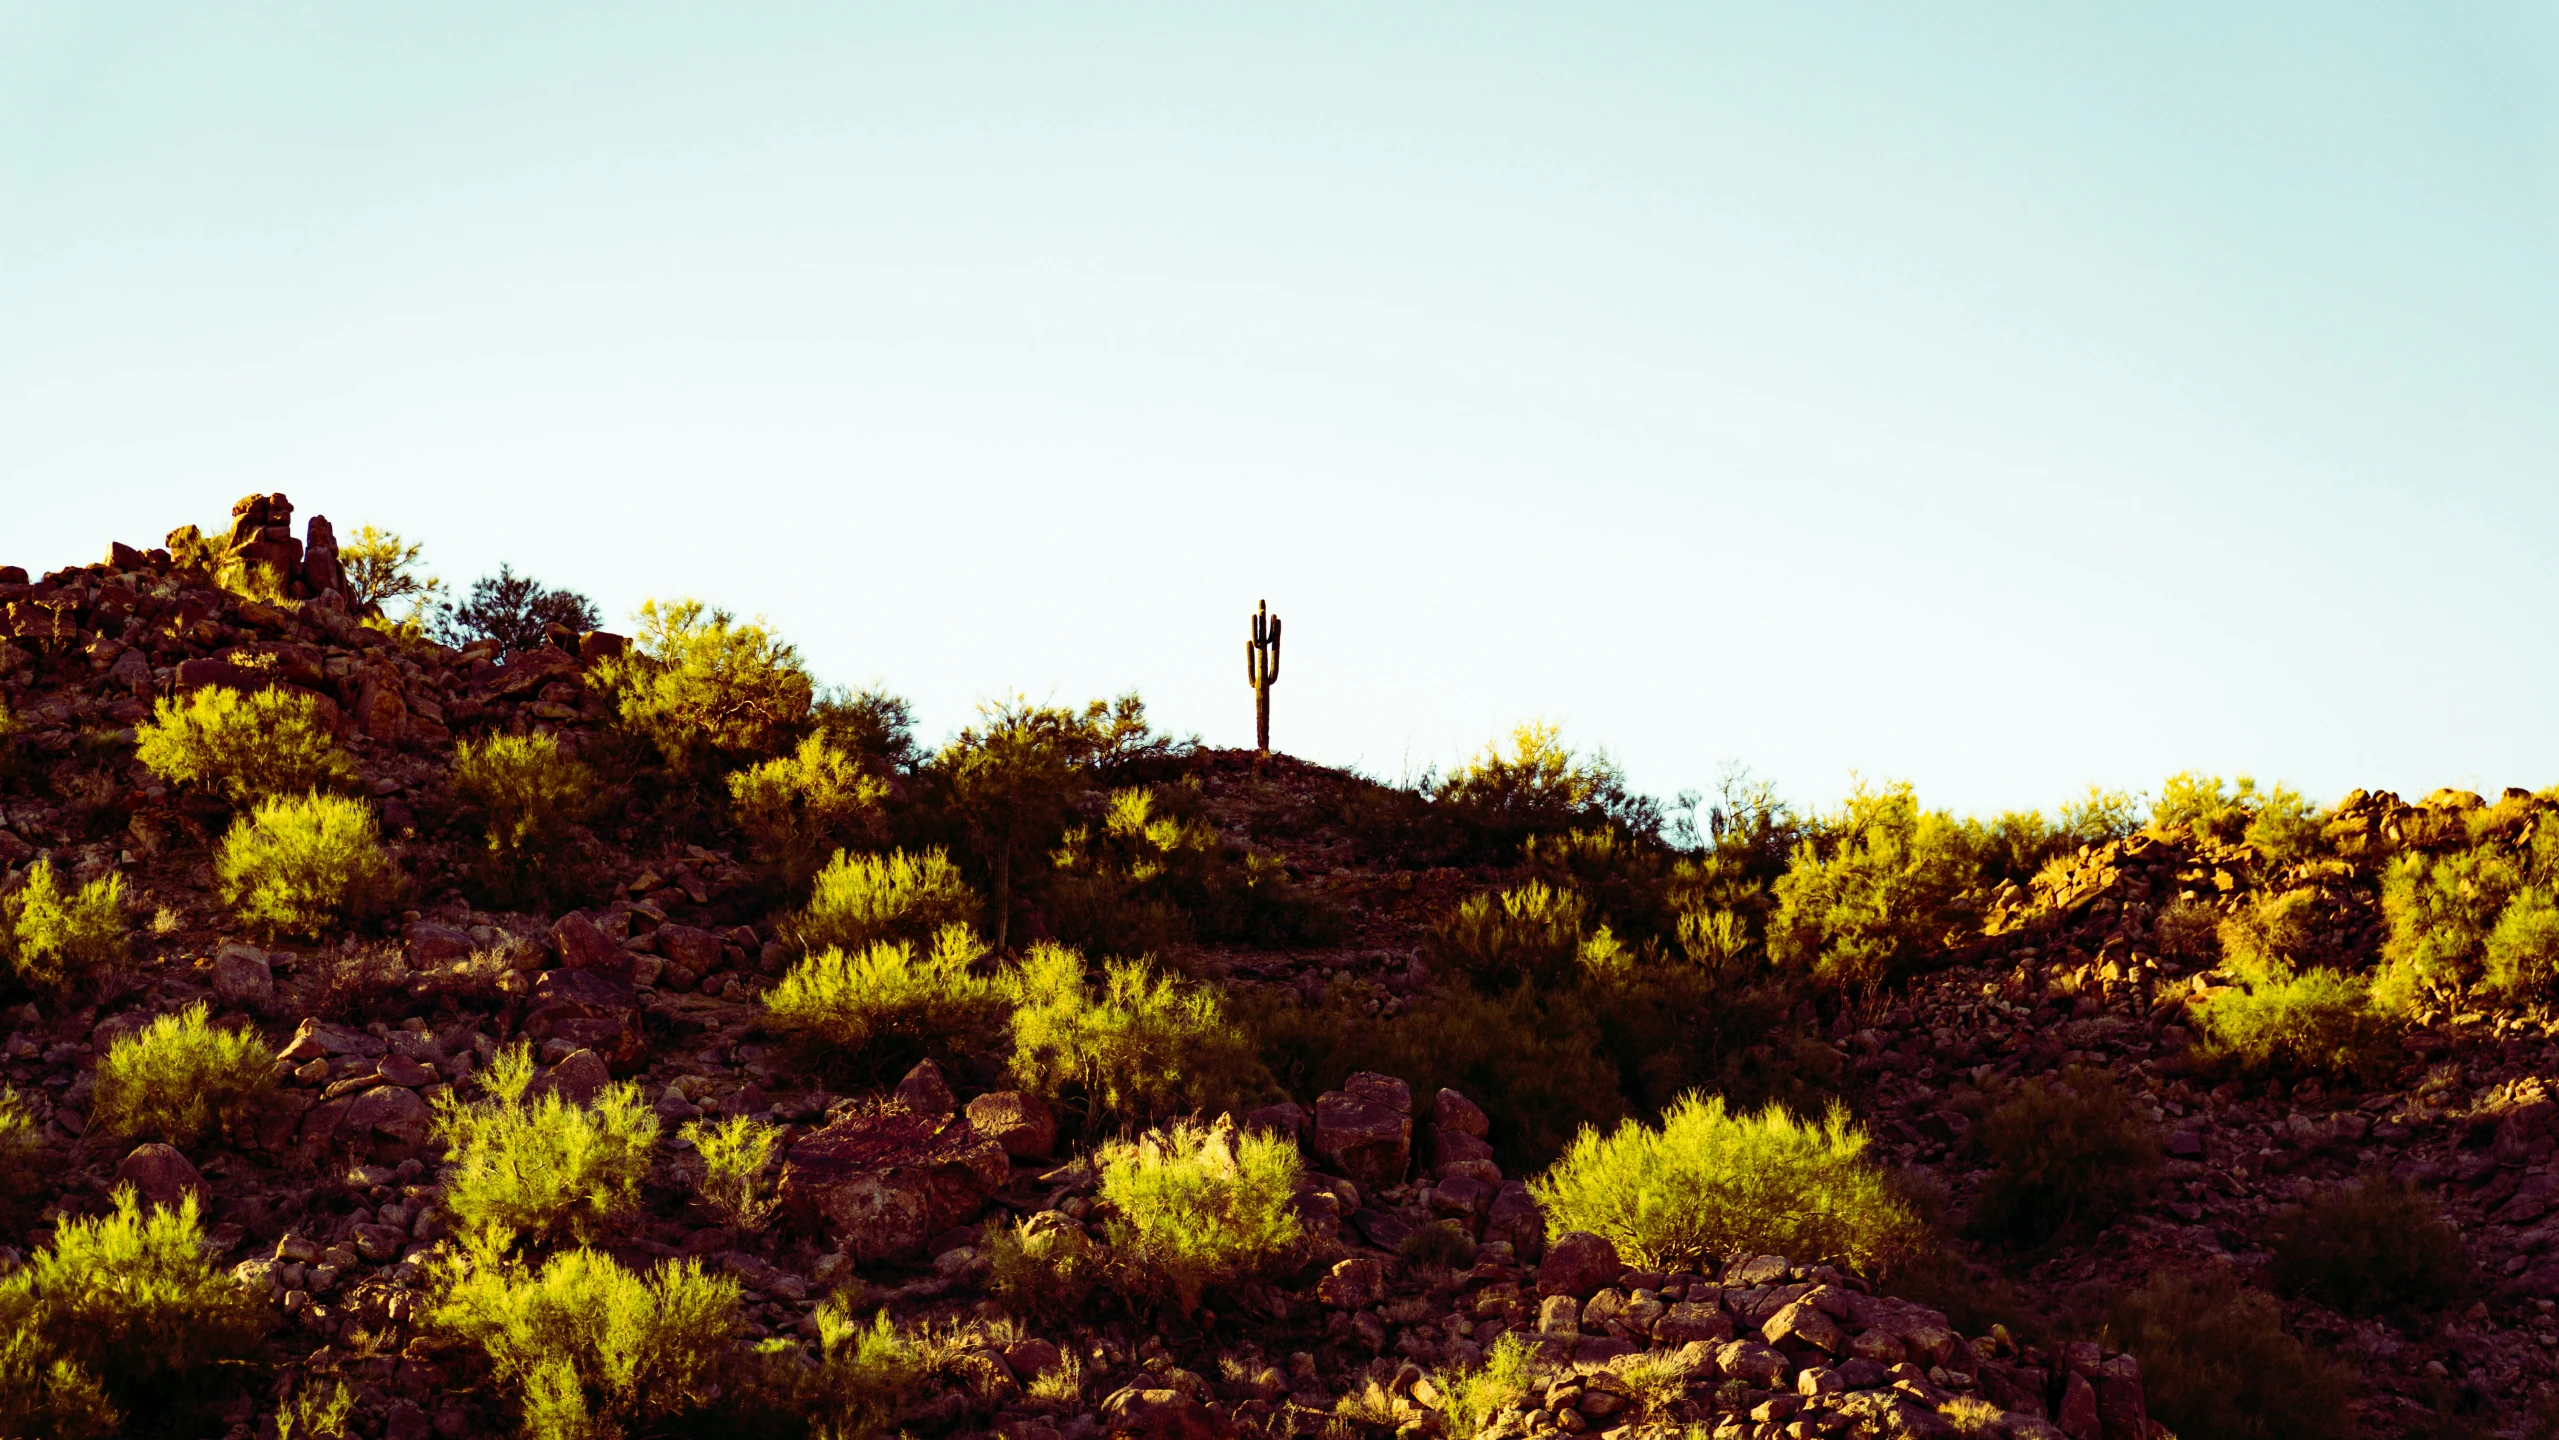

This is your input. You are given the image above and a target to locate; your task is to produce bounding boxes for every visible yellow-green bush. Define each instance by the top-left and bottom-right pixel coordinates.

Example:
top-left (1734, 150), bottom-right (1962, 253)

top-left (2377, 846), bottom-right (2521, 1006)
top-left (1435, 1334), bottom-right (1536, 1440)
top-left (1097, 1120), bottom-right (1303, 1313)
top-left (762, 925), bottom-right (1002, 1082)
top-left (1968, 1067), bottom-right (2160, 1243)
top-left (431, 1247), bottom-right (743, 1440)
top-left (1004, 945), bottom-right (1272, 1132)
top-left (434, 1044), bottom-right (659, 1253)
top-left (1428, 881), bottom-right (1599, 990)
top-left (1, 861), bottom-right (126, 996)
top-left (762, 1303), bottom-right (936, 1438)
top-left (2110, 1270), bottom-right (2348, 1440)
top-left (2266, 1177), bottom-right (2469, 1317)
top-left (215, 792), bottom-right (400, 937)
top-left (678, 1115), bottom-right (782, 1232)
top-left (1531, 1094), bottom-right (1921, 1270)
top-left (0, 1189), bottom-right (265, 1433)
top-left (1049, 786), bottom-right (1339, 953)
top-left (451, 734), bottom-right (595, 896)
top-left (1435, 721), bottom-right (1649, 851)
top-left (2484, 886), bottom-right (2559, 1000)
top-left (986, 1215), bottom-right (1104, 1318)
top-left (273, 1380), bottom-right (355, 1440)
top-left (2196, 968), bottom-right (2395, 1080)
top-left (593, 598), bottom-right (812, 775)
top-left (89, 1003), bottom-right (274, 1147)
top-left (1768, 781), bottom-right (1980, 995)
top-left (134, 686), bottom-right (353, 805)
top-left (727, 734), bottom-right (888, 889)
top-left (792, 847), bottom-right (980, 955)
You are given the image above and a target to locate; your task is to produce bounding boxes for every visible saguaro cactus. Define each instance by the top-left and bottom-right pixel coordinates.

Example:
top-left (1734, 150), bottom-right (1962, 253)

top-left (1246, 599), bottom-right (1281, 753)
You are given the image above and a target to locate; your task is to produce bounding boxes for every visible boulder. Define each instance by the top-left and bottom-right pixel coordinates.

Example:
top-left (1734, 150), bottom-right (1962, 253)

top-left (1654, 1301), bottom-right (1735, 1346)
top-left (776, 1106), bottom-right (1011, 1261)
top-left (1317, 1257), bottom-right (1385, 1310)
top-left (521, 967), bottom-right (644, 1071)
top-left (1537, 1230), bottom-right (1621, 1298)
top-left (404, 921), bottom-right (475, 967)
top-left (344, 1085), bottom-right (434, 1150)
top-left (1313, 1088), bottom-right (1410, 1189)
top-left (2056, 1370), bottom-right (2101, 1440)
top-left (964, 1090), bottom-right (1056, 1159)
top-left (1102, 1386), bottom-right (1235, 1440)
top-left (1004, 1338), bottom-right (1063, 1379)
top-left (1848, 1293), bottom-right (1961, 1367)
top-left (1344, 1071), bottom-right (1411, 1112)
top-left (116, 1143), bottom-right (205, 1209)
top-left (1484, 1180), bottom-right (1545, 1258)
top-left (276, 1017), bottom-right (371, 1064)
top-left (533, 1049), bottom-right (612, 1108)
top-left (1431, 1087), bottom-right (1490, 1137)
top-left (1714, 1338), bottom-right (1789, 1387)
top-left (1241, 1101), bottom-right (1307, 1142)
top-left (550, 912), bottom-right (627, 975)
top-left (655, 923), bottom-right (725, 975)
top-left (208, 941), bottom-right (274, 1010)
top-left (2496, 1099), bottom-right (2559, 1166)
top-left (1763, 1299), bottom-right (1845, 1355)
top-left (892, 1060), bottom-right (955, 1118)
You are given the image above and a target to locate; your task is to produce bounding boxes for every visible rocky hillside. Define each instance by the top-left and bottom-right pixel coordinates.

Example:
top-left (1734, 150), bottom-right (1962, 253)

top-left (0, 495), bottom-right (2545, 1439)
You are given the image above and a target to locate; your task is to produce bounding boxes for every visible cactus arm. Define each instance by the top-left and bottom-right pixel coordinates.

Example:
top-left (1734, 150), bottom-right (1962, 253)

top-left (1267, 616), bottom-right (1280, 685)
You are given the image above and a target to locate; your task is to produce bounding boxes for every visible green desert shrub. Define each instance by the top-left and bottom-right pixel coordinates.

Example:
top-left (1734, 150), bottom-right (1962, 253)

top-left (727, 734), bottom-right (889, 890)
top-left (792, 847), bottom-right (980, 955)
top-left (762, 925), bottom-right (1003, 1082)
top-left (1968, 1067), bottom-right (2160, 1244)
top-left (1768, 781), bottom-right (1980, 996)
top-left (1434, 720), bottom-right (1654, 851)
top-left (2265, 1177), bottom-right (2471, 1317)
top-left (1429, 881), bottom-right (1597, 990)
top-left (1532, 1094), bottom-right (1921, 1271)
top-left (89, 1003), bottom-right (274, 1147)
top-left (1, 860), bottom-right (126, 996)
top-left (986, 1215), bottom-right (1105, 1318)
top-left (1435, 1334), bottom-right (1537, 1440)
top-left (1097, 1120), bottom-right (1304, 1313)
top-left (273, 1380), bottom-right (356, 1440)
top-left (757, 1303), bottom-right (938, 1439)
top-left (431, 1247), bottom-right (744, 1440)
top-left (2149, 772), bottom-right (2272, 848)
top-left (1004, 945), bottom-right (1272, 1133)
top-left (0, 1189), bottom-right (267, 1430)
top-left (678, 1115), bottom-right (782, 1232)
top-left (134, 686), bottom-right (354, 805)
top-left (434, 1044), bottom-right (660, 1253)
top-left (215, 792), bottom-right (401, 937)
top-left (2377, 846), bottom-right (2522, 1008)
top-left (1049, 786), bottom-right (1337, 953)
top-left (2484, 886), bottom-right (2559, 999)
top-left (450, 734), bottom-right (595, 898)
top-left (2109, 1270), bottom-right (2349, 1440)
top-left (593, 598), bottom-right (813, 775)
top-left (2196, 968), bottom-right (2395, 1081)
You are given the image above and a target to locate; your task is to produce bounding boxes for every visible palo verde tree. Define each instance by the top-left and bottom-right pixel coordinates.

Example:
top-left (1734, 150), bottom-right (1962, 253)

top-left (934, 699), bottom-right (1084, 952)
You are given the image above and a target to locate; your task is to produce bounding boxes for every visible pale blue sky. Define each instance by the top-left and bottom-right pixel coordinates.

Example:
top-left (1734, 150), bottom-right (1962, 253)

top-left (5, 5), bottom-right (2554, 817)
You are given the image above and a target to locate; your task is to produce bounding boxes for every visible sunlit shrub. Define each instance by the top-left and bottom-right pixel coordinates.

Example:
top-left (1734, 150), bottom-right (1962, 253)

top-left (1968, 1067), bottom-right (2159, 1243)
top-left (273, 1380), bottom-right (355, 1440)
top-left (1050, 786), bottom-right (1338, 952)
top-left (2484, 886), bottom-right (2559, 1000)
top-left (1768, 781), bottom-right (1981, 995)
top-left (1435, 1334), bottom-right (1536, 1440)
top-left (1005, 945), bottom-right (1272, 1133)
top-left (89, 1003), bottom-right (274, 1148)
top-left (1532, 1094), bottom-right (1920, 1270)
top-left (762, 926), bottom-right (1002, 1082)
top-left (593, 598), bottom-right (813, 775)
top-left (2110, 1270), bottom-right (2349, 1440)
top-left (1097, 1120), bottom-right (1303, 1313)
top-left (431, 1248), bottom-right (743, 1440)
top-left (0, 1189), bottom-right (266, 1429)
top-left (214, 792), bottom-right (400, 938)
top-left (1435, 721), bottom-right (1655, 851)
top-left (1427, 881), bottom-right (1596, 990)
top-left (986, 1215), bottom-right (1105, 1319)
top-left (678, 1115), bottom-right (782, 1232)
top-left (451, 734), bottom-right (595, 899)
top-left (2265, 1176), bottom-right (2469, 1317)
top-left (792, 847), bottom-right (980, 955)
top-left (2378, 846), bottom-right (2524, 1008)
top-left (727, 734), bottom-right (888, 889)
top-left (434, 1044), bottom-right (659, 1252)
top-left (2196, 968), bottom-right (2395, 1081)
top-left (134, 686), bottom-right (353, 806)
top-left (1, 861), bottom-right (126, 996)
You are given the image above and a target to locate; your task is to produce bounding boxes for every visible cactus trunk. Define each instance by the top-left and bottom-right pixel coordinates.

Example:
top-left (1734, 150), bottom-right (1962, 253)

top-left (1247, 600), bottom-right (1281, 754)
